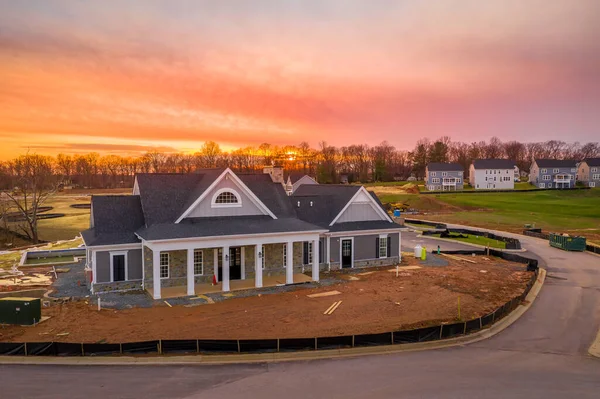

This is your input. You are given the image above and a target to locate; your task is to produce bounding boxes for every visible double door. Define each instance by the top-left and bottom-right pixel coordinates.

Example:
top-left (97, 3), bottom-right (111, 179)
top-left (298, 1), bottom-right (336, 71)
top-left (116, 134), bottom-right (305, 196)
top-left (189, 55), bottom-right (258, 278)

top-left (218, 247), bottom-right (242, 280)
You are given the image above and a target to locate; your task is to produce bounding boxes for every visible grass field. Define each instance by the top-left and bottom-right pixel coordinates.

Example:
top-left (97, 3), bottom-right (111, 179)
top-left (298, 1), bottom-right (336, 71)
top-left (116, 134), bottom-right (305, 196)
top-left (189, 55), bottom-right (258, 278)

top-left (371, 186), bottom-right (600, 243)
top-left (427, 233), bottom-right (507, 249)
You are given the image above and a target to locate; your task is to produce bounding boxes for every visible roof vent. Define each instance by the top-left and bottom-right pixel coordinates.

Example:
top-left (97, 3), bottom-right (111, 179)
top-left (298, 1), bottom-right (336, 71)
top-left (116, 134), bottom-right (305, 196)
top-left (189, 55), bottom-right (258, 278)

top-left (297, 201), bottom-right (300, 207)
top-left (310, 201), bottom-right (313, 207)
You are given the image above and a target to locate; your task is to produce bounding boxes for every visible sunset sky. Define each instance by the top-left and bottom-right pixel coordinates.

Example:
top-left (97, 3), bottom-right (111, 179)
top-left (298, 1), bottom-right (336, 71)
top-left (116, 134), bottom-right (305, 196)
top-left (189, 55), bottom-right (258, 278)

top-left (0, 0), bottom-right (598, 159)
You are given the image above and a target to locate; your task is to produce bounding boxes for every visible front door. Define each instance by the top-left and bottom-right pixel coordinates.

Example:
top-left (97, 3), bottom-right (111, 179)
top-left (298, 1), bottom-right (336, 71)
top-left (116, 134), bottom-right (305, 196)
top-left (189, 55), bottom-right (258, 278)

top-left (113, 254), bottom-right (125, 282)
top-left (341, 239), bottom-right (352, 268)
top-left (219, 247), bottom-right (242, 280)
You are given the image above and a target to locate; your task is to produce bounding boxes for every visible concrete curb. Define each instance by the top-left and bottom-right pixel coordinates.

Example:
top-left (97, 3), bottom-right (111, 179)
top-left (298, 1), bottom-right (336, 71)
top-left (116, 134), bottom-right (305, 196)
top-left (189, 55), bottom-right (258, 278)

top-left (416, 234), bottom-right (528, 253)
top-left (0, 268), bottom-right (546, 366)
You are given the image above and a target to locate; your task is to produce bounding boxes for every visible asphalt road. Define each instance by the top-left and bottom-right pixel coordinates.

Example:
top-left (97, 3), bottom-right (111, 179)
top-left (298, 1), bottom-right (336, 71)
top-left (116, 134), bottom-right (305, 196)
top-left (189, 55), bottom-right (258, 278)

top-left (2, 229), bottom-right (600, 398)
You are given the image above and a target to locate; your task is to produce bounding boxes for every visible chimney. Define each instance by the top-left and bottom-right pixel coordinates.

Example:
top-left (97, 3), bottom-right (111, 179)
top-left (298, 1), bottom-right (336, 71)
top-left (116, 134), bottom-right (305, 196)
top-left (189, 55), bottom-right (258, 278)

top-left (263, 164), bottom-right (284, 184)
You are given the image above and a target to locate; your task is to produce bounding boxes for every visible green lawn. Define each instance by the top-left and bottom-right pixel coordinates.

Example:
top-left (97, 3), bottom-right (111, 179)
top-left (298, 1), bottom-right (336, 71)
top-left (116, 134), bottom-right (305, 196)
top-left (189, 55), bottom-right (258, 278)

top-left (361, 181), bottom-right (424, 187)
top-left (428, 233), bottom-right (507, 249)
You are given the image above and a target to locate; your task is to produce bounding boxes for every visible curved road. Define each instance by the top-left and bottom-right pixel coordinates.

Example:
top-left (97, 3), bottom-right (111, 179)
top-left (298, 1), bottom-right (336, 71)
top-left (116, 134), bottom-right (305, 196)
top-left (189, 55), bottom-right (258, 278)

top-left (2, 229), bottom-right (600, 398)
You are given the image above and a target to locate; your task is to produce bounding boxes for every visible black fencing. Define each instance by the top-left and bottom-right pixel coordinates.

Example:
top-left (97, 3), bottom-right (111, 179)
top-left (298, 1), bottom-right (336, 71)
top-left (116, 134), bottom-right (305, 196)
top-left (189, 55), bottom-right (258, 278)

top-left (404, 219), bottom-right (447, 229)
top-left (586, 244), bottom-right (600, 255)
top-left (436, 249), bottom-right (538, 272)
top-left (423, 228), bottom-right (522, 249)
top-left (0, 270), bottom-right (539, 358)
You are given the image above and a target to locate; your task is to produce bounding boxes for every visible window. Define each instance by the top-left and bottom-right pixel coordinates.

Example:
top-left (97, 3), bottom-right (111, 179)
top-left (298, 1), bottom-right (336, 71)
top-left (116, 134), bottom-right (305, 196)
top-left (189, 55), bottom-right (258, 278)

top-left (456, 178), bottom-right (461, 183)
top-left (592, 168), bottom-right (598, 173)
top-left (543, 175), bottom-right (551, 181)
top-left (211, 189), bottom-right (241, 208)
top-left (378, 236), bottom-right (388, 258)
top-left (459, 171), bottom-right (463, 176)
top-left (431, 172), bottom-right (436, 177)
top-left (593, 174), bottom-right (600, 180)
top-left (541, 169), bottom-right (547, 173)
top-left (282, 244), bottom-right (287, 267)
top-left (442, 172), bottom-right (448, 177)
top-left (539, 183), bottom-right (545, 188)
top-left (160, 252), bottom-right (169, 279)
top-left (553, 168), bottom-right (559, 173)
top-left (571, 168), bottom-right (576, 173)
top-left (217, 248), bottom-right (222, 268)
top-left (261, 245), bottom-right (265, 269)
top-left (432, 178), bottom-right (440, 183)
top-left (194, 249), bottom-right (203, 275)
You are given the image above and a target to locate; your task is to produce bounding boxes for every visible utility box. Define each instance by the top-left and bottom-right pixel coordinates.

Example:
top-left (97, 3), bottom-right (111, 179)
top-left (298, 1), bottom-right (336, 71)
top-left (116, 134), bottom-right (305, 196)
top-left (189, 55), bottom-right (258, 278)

top-left (549, 233), bottom-right (587, 252)
top-left (0, 297), bottom-right (42, 325)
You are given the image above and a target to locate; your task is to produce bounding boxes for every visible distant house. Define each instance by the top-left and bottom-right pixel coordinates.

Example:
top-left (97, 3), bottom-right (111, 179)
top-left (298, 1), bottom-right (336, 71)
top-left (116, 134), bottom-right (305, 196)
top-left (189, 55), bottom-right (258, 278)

top-left (425, 163), bottom-right (464, 191)
top-left (285, 172), bottom-right (318, 195)
top-left (469, 159), bottom-right (517, 190)
top-left (529, 159), bottom-right (578, 189)
top-left (577, 158), bottom-right (600, 188)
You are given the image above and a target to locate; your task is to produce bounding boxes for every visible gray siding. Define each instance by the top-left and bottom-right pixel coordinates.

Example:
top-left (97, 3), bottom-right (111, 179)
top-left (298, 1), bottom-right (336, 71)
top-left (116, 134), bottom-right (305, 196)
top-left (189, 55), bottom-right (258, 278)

top-left (329, 232), bottom-right (399, 263)
top-left (128, 249), bottom-right (143, 280)
top-left (96, 251), bottom-right (110, 283)
top-left (425, 169), bottom-right (464, 191)
top-left (186, 178), bottom-right (264, 218)
top-left (336, 203), bottom-right (384, 223)
top-left (95, 249), bottom-right (142, 285)
top-left (531, 163), bottom-right (577, 188)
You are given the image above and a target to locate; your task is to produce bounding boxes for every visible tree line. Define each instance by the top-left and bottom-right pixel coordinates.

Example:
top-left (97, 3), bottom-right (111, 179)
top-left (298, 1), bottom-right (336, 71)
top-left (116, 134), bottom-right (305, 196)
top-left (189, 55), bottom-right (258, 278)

top-left (1, 138), bottom-right (599, 190)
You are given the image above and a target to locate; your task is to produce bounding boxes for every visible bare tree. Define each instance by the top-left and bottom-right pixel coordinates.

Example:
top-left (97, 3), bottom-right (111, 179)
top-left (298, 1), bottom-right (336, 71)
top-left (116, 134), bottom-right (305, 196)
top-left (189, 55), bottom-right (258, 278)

top-left (4, 154), bottom-right (56, 243)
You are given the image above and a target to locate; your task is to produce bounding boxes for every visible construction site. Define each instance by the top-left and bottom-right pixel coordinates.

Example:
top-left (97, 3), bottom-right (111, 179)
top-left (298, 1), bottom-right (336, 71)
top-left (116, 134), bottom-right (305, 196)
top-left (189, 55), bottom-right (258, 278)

top-left (0, 253), bottom-right (534, 344)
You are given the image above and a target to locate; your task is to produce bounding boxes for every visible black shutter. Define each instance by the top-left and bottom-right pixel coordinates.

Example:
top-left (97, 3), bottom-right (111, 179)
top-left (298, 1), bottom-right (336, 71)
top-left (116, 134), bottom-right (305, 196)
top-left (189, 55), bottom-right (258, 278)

top-left (303, 242), bottom-right (309, 265)
top-left (387, 236), bottom-right (391, 258)
top-left (319, 239), bottom-right (323, 263)
top-left (376, 237), bottom-right (380, 258)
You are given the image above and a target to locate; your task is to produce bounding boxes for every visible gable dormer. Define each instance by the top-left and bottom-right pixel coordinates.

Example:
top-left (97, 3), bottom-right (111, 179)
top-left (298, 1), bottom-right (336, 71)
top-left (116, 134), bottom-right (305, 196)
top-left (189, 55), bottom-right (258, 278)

top-left (330, 187), bottom-right (391, 225)
top-left (176, 169), bottom-right (277, 222)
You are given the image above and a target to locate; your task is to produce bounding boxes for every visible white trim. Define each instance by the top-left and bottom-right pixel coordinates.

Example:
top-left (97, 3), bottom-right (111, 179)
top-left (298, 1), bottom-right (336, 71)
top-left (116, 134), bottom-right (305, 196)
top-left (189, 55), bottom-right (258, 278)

top-left (92, 250), bottom-right (97, 290)
top-left (193, 249), bottom-right (204, 276)
top-left (326, 228), bottom-right (404, 238)
top-left (109, 250), bottom-right (128, 283)
top-left (175, 168), bottom-right (277, 222)
top-left (143, 229), bottom-right (328, 246)
top-left (339, 237), bottom-right (354, 268)
top-left (378, 234), bottom-right (388, 259)
top-left (132, 177), bottom-right (140, 195)
top-left (210, 188), bottom-right (242, 208)
top-left (240, 247), bottom-right (246, 279)
top-left (85, 243), bottom-right (142, 251)
top-left (329, 186), bottom-right (392, 226)
top-left (159, 252), bottom-right (170, 279)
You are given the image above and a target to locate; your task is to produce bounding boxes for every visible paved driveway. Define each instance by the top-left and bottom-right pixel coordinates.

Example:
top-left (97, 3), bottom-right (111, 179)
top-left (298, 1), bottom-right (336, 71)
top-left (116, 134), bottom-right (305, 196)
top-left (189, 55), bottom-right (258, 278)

top-left (2, 229), bottom-right (600, 398)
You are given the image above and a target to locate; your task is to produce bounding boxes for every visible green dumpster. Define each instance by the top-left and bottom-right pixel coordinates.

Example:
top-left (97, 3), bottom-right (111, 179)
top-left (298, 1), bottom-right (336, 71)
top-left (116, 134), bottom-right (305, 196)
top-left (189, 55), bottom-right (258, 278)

top-left (0, 297), bottom-right (42, 325)
top-left (549, 233), bottom-right (587, 252)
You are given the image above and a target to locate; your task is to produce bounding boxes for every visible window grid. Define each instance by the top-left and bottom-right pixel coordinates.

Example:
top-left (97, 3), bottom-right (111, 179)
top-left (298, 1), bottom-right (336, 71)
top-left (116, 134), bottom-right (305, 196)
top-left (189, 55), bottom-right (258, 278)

top-left (159, 252), bottom-right (169, 279)
top-left (282, 244), bottom-right (287, 267)
top-left (215, 191), bottom-right (238, 204)
top-left (379, 237), bottom-right (388, 258)
top-left (194, 249), bottom-right (203, 275)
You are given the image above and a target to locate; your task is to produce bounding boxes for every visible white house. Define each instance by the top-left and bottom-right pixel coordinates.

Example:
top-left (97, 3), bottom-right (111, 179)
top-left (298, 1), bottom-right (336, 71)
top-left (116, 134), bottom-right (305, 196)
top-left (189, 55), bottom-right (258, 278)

top-left (469, 159), bottom-right (517, 190)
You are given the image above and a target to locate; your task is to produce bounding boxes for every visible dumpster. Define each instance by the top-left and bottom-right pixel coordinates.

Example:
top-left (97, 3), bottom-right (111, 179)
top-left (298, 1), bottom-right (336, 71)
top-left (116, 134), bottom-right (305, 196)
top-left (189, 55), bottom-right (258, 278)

top-left (549, 233), bottom-right (586, 252)
top-left (0, 297), bottom-right (42, 325)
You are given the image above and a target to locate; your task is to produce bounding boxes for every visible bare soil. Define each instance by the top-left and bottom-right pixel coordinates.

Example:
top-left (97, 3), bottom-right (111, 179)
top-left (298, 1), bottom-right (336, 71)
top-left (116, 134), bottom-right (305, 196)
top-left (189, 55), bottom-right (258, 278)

top-left (0, 256), bottom-right (533, 343)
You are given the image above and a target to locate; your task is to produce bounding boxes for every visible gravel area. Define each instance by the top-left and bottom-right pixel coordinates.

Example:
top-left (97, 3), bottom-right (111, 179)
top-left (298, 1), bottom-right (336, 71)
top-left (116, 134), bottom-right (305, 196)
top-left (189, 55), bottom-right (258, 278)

top-left (49, 260), bottom-right (89, 299)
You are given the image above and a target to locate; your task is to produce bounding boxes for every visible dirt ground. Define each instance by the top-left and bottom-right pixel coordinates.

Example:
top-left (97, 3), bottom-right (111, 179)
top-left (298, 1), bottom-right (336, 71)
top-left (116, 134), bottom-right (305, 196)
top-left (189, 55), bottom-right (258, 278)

top-left (0, 256), bottom-right (533, 343)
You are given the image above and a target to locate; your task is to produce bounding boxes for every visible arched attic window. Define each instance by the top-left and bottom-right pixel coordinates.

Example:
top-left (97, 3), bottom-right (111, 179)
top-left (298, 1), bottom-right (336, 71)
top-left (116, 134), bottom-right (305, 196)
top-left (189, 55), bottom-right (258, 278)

top-left (211, 188), bottom-right (242, 208)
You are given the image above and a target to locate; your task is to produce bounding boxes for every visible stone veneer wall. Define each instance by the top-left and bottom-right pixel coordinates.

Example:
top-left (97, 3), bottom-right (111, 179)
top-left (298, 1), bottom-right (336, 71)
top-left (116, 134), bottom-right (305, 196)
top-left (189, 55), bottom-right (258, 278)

top-left (328, 256), bottom-right (399, 271)
top-left (194, 248), bottom-right (216, 284)
top-left (94, 280), bottom-right (143, 293)
top-left (143, 246), bottom-right (153, 290)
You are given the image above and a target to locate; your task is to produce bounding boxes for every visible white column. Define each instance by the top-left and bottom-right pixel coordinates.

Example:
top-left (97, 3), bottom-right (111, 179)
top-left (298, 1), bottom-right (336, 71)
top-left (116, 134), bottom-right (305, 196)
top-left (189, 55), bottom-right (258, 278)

top-left (398, 231), bottom-right (402, 262)
top-left (222, 246), bottom-right (230, 292)
top-left (255, 244), bottom-right (263, 288)
top-left (326, 236), bottom-right (331, 271)
top-left (214, 249), bottom-right (219, 282)
top-left (186, 248), bottom-right (195, 296)
top-left (312, 238), bottom-right (320, 282)
top-left (152, 249), bottom-right (161, 299)
top-left (241, 247), bottom-right (246, 280)
top-left (286, 241), bottom-right (293, 284)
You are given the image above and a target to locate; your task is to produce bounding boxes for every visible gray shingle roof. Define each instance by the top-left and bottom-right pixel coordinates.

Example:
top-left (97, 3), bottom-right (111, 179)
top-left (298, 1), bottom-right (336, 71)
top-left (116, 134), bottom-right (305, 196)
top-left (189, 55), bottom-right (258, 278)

top-left (81, 195), bottom-right (145, 246)
top-left (291, 185), bottom-right (360, 227)
top-left (534, 159), bottom-right (578, 168)
top-left (237, 173), bottom-right (296, 218)
top-left (427, 163), bottom-right (464, 172)
top-left (472, 159), bottom-right (516, 169)
top-left (328, 220), bottom-right (401, 232)
top-left (136, 216), bottom-right (325, 241)
top-left (582, 158), bottom-right (600, 167)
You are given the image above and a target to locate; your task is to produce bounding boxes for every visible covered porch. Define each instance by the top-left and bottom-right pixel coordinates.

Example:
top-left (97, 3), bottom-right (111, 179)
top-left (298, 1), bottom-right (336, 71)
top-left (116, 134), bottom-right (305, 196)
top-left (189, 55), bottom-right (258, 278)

top-left (143, 231), bottom-right (323, 300)
top-left (149, 273), bottom-right (313, 299)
